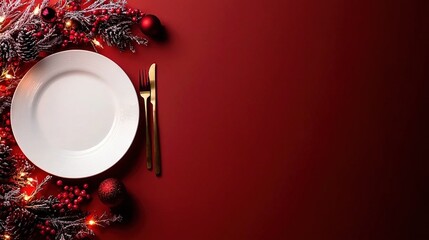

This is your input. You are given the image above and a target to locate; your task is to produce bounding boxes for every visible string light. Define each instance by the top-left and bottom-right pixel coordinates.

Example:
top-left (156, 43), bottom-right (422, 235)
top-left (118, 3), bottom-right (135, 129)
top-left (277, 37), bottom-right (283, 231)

top-left (92, 39), bottom-right (103, 48)
top-left (1, 70), bottom-right (14, 80)
top-left (0, 16), bottom-right (5, 24)
top-left (87, 219), bottom-right (96, 226)
top-left (33, 5), bottom-right (40, 15)
top-left (4, 234), bottom-right (10, 239)
top-left (23, 194), bottom-right (31, 201)
top-left (65, 20), bottom-right (73, 28)
top-left (4, 73), bottom-right (13, 79)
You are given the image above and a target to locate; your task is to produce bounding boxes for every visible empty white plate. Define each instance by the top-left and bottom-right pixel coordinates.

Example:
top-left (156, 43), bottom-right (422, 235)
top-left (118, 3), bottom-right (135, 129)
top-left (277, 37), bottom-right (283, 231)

top-left (11, 50), bottom-right (139, 178)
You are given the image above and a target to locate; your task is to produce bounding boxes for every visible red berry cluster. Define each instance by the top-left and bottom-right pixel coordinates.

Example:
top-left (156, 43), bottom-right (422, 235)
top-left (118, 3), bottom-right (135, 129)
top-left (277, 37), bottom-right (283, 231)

top-left (67, 0), bottom-right (82, 11)
top-left (89, 7), bottom-right (143, 34)
top-left (54, 180), bottom-right (91, 213)
top-left (0, 112), bottom-right (16, 145)
top-left (36, 220), bottom-right (56, 240)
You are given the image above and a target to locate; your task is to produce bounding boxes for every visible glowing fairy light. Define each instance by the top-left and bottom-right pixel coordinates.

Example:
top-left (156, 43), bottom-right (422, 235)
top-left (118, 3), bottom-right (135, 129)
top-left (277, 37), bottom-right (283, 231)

top-left (33, 5), bottom-right (40, 15)
top-left (92, 39), bottom-right (103, 48)
top-left (65, 20), bottom-right (73, 28)
top-left (87, 219), bottom-right (96, 226)
top-left (4, 73), bottom-right (13, 79)
top-left (0, 16), bottom-right (5, 24)
top-left (23, 194), bottom-right (31, 201)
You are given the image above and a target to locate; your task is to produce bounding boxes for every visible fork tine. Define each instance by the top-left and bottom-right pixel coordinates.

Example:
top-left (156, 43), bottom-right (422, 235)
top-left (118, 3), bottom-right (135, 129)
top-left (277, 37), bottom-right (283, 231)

top-left (144, 69), bottom-right (148, 89)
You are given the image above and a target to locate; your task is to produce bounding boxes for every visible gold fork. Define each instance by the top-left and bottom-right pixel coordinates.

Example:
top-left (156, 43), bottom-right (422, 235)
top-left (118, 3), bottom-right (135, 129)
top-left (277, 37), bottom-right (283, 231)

top-left (139, 70), bottom-right (152, 170)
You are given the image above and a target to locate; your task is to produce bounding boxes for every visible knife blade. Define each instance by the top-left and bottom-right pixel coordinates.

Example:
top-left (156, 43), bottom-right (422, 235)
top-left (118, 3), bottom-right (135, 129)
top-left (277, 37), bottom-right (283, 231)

top-left (149, 63), bottom-right (161, 176)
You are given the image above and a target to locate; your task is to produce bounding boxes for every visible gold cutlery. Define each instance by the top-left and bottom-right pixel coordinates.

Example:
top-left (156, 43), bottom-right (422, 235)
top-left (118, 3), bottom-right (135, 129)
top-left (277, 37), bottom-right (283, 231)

top-left (139, 69), bottom-right (152, 170)
top-left (149, 63), bottom-right (161, 176)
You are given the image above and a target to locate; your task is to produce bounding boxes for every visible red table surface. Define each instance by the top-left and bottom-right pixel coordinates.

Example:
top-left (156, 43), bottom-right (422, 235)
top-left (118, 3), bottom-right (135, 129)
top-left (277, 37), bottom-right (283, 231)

top-left (27, 0), bottom-right (429, 239)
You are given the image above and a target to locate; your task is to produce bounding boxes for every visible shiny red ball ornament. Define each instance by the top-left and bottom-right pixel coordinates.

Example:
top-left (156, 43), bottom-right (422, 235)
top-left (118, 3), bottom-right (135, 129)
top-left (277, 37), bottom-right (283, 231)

top-left (40, 7), bottom-right (57, 22)
top-left (97, 178), bottom-right (126, 207)
top-left (139, 14), bottom-right (162, 37)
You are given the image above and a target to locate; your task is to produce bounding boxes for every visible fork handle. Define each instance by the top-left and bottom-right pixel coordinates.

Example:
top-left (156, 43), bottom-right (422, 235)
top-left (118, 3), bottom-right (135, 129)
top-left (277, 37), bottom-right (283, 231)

top-left (144, 98), bottom-right (152, 170)
top-left (153, 107), bottom-right (161, 176)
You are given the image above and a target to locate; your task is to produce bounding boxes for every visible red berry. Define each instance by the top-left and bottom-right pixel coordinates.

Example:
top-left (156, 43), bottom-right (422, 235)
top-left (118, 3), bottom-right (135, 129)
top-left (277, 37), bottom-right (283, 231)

top-left (45, 220), bottom-right (50, 226)
top-left (45, 227), bottom-right (51, 232)
top-left (86, 194), bottom-right (91, 200)
top-left (77, 196), bottom-right (83, 202)
top-left (101, 9), bottom-right (107, 14)
top-left (64, 199), bottom-right (70, 204)
top-left (50, 229), bottom-right (56, 235)
top-left (62, 192), bottom-right (68, 198)
top-left (83, 183), bottom-right (89, 189)
top-left (116, 9), bottom-right (121, 14)
top-left (68, 193), bottom-right (74, 198)
top-left (67, 203), bottom-right (73, 209)
top-left (63, 186), bottom-right (69, 191)
top-left (74, 189), bottom-right (80, 195)
top-left (73, 204), bottom-right (79, 210)
top-left (56, 180), bottom-right (63, 186)
top-left (40, 230), bottom-right (46, 235)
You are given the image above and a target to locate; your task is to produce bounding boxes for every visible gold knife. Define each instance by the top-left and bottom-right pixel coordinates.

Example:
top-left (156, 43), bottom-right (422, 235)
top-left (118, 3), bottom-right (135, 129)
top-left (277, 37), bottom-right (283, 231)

top-left (149, 63), bottom-right (161, 176)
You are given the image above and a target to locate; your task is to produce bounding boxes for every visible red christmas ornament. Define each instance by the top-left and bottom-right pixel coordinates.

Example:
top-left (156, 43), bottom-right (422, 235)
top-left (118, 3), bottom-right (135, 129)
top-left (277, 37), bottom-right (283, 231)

top-left (40, 7), bottom-right (57, 23)
top-left (139, 14), bottom-right (162, 37)
top-left (97, 178), bottom-right (126, 207)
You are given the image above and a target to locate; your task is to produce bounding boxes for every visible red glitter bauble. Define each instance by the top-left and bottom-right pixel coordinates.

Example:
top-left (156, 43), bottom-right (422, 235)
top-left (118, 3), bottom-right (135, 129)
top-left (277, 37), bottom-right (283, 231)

top-left (40, 7), bottom-right (56, 23)
top-left (139, 14), bottom-right (162, 37)
top-left (97, 178), bottom-right (126, 207)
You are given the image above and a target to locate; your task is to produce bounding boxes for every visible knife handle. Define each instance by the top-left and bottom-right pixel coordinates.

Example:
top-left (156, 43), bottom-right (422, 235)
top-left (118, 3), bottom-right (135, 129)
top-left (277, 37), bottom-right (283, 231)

top-left (144, 98), bottom-right (152, 170)
top-left (153, 107), bottom-right (161, 176)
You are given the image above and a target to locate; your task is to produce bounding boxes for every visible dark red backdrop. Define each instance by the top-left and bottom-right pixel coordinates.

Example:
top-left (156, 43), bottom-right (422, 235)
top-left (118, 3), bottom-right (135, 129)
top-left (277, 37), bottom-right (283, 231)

top-left (32, 0), bottom-right (429, 239)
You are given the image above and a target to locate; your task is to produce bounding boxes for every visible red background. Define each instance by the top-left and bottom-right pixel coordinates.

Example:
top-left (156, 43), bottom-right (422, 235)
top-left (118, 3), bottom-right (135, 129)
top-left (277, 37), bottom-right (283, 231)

top-left (32, 0), bottom-right (428, 239)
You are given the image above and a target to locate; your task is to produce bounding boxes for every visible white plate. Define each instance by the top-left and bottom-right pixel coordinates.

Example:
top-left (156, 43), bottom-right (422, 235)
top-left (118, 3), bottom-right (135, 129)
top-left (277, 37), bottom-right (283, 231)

top-left (11, 50), bottom-right (139, 178)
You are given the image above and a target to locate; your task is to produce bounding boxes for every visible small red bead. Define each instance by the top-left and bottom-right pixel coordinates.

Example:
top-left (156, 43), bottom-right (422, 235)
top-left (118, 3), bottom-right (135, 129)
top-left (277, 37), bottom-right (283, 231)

top-left (56, 180), bottom-right (63, 186)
